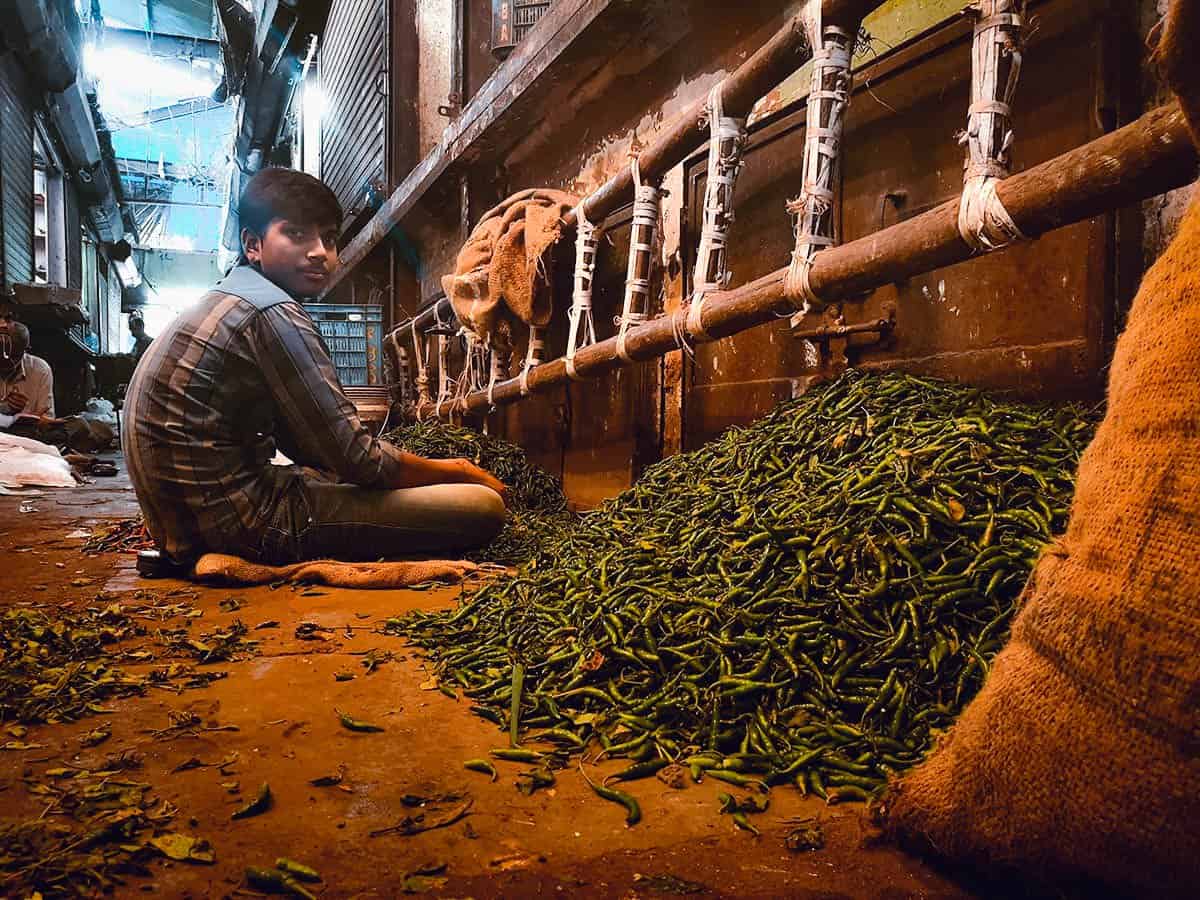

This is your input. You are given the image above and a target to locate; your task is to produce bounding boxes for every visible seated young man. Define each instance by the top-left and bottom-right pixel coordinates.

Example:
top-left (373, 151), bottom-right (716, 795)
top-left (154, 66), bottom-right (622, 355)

top-left (122, 167), bottom-right (507, 567)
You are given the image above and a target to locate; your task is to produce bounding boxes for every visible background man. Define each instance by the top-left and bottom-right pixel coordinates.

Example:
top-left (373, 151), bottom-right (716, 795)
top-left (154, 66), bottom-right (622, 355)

top-left (129, 313), bottom-right (153, 364)
top-left (0, 317), bottom-right (55, 427)
top-left (122, 167), bottom-right (507, 568)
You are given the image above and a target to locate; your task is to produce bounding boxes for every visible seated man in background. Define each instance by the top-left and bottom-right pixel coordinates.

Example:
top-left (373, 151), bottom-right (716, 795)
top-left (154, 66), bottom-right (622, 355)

top-left (0, 319), bottom-right (55, 430)
top-left (122, 167), bottom-right (507, 570)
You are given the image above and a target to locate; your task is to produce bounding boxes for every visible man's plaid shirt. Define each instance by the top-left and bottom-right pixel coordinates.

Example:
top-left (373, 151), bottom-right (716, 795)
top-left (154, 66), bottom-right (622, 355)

top-left (121, 265), bottom-right (405, 562)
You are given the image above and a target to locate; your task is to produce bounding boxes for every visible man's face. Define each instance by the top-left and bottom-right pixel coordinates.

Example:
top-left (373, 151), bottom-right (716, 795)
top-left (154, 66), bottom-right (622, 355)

top-left (243, 218), bottom-right (338, 298)
top-left (0, 320), bottom-right (25, 377)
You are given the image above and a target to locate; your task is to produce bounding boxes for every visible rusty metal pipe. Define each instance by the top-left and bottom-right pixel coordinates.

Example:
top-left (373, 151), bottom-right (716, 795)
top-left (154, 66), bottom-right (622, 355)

top-left (418, 102), bottom-right (1196, 417)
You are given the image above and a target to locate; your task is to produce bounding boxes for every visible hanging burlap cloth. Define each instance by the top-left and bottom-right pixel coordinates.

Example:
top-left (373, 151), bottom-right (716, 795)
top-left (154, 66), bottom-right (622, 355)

top-left (881, 11), bottom-right (1200, 895)
top-left (441, 188), bottom-right (577, 345)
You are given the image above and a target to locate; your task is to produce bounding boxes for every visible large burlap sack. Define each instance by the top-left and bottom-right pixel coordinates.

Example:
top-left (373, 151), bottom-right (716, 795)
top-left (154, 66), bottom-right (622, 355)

top-left (442, 188), bottom-right (576, 345)
top-left (882, 151), bottom-right (1200, 898)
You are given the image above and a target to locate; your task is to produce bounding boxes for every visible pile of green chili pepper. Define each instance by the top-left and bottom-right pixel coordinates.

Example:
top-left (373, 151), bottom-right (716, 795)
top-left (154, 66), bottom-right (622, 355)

top-left (381, 421), bottom-right (574, 564)
top-left (392, 372), bottom-right (1099, 810)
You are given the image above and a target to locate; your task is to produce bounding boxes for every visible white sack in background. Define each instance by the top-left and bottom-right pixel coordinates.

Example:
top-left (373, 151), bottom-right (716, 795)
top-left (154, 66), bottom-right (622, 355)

top-left (0, 434), bottom-right (77, 488)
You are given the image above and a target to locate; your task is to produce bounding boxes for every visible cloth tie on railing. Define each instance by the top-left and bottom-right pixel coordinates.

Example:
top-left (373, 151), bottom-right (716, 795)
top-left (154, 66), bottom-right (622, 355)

top-left (390, 327), bottom-right (411, 407)
top-left (566, 201), bottom-right (601, 380)
top-left (616, 156), bottom-right (662, 363)
top-left (411, 318), bottom-right (433, 411)
top-left (451, 329), bottom-right (489, 415)
top-left (783, 1), bottom-right (853, 314)
top-left (958, 2), bottom-right (1027, 251)
top-left (434, 333), bottom-right (455, 421)
top-left (680, 82), bottom-right (748, 350)
top-left (519, 326), bottom-right (547, 396)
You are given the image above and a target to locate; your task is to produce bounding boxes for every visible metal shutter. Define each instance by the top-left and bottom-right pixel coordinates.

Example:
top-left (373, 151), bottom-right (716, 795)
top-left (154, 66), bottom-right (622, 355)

top-left (65, 175), bottom-right (82, 290)
top-left (0, 50), bottom-right (34, 289)
top-left (320, 0), bottom-right (388, 220)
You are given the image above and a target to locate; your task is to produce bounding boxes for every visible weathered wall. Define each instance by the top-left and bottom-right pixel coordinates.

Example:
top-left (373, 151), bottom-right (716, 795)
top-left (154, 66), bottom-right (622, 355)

top-left (380, 0), bottom-right (1185, 508)
top-left (416, 0), bottom-right (455, 159)
top-left (489, 0), bottom-right (1147, 502)
top-left (494, 0), bottom-right (806, 503)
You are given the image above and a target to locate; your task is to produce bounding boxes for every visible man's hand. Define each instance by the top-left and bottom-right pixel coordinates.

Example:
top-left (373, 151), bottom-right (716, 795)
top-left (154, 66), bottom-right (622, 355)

top-left (449, 458), bottom-right (510, 506)
top-left (3, 390), bottom-right (27, 413)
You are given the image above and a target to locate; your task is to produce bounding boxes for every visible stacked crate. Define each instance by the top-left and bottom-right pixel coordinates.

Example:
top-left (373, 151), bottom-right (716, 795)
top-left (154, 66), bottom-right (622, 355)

top-left (304, 303), bottom-right (383, 387)
top-left (491, 0), bottom-right (554, 59)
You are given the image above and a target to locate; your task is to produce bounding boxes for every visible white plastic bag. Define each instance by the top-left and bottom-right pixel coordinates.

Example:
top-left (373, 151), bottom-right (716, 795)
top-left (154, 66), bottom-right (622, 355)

top-left (0, 434), bottom-right (77, 488)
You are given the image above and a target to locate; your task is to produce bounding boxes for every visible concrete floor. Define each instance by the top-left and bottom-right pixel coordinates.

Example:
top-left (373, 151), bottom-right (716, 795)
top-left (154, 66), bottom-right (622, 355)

top-left (0, 461), bottom-right (985, 899)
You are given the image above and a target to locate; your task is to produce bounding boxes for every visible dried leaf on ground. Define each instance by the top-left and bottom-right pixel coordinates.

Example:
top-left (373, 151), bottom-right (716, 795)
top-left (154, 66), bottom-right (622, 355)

top-left (147, 832), bottom-right (216, 863)
top-left (401, 875), bottom-right (448, 893)
top-left (369, 798), bottom-right (473, 838)
top-left (0, 763), bottom-right (178, 895)
top-left (632, 873), bottom-right (710, 894)
top-left (78, 725), bottom-right (111, 747)
top-left (783, 816), bottom-right (825, 852)
top-left (294, 622), bottom-right (334, 641)
top-left (515, 766), bottom-right (555, 796)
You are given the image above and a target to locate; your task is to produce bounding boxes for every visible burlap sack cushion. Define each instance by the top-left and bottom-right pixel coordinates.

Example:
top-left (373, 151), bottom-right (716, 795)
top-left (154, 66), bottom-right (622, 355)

top-left (193, 553), bottom-right (479, 589)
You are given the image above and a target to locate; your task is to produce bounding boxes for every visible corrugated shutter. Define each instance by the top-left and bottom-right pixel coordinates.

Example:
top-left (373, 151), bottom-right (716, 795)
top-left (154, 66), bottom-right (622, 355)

top-left (0, 50), bottom-right (34, 289)
top-left (320, 0), bottom-right (388, 219)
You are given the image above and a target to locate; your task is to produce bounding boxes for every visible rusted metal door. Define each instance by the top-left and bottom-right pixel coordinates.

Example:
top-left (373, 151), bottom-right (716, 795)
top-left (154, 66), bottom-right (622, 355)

top-left (321, 0), bottom-right (389, 221)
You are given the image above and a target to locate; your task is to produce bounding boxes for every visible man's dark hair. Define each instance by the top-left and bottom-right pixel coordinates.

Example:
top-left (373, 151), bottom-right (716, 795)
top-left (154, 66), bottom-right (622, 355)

top-left (0, 322), bottom-right (29, 361)
top-left (238, 167), bottom-right (342, 239)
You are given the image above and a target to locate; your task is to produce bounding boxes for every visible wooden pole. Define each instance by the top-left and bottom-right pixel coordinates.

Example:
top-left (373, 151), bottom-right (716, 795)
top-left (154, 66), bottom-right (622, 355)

top-left (383, 0), bottom-right (885, 342)
top-left (419, 103), bottom-right (1196, 417)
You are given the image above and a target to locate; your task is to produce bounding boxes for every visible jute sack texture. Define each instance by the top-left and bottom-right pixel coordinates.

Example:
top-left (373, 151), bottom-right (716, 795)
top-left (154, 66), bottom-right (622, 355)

top-left (193, 553), bottom-right (480, 589)
top-left (883, 183), bottom-right (1200, 894)
top-left (442, 188), bottom-right (576, 345)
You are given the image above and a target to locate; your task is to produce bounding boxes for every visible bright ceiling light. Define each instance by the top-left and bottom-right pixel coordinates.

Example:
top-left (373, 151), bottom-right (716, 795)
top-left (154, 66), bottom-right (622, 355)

top-left (303, 83), bottom-right (326, 122)
top-left (84, 43), bottom-right (221, 122)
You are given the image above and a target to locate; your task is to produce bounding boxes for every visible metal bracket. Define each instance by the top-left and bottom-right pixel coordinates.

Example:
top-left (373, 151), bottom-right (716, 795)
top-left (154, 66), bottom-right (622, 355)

top-left (790, 301), bottom-right (896, 376)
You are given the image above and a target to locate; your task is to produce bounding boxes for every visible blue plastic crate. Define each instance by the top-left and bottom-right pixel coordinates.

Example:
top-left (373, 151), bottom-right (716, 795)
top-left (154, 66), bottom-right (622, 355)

top-left (303, 303), bottom-right (384, 387)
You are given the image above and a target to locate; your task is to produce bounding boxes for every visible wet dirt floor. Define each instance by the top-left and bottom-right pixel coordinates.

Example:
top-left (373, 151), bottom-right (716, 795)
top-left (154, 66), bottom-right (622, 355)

top-left (0, 460), bottom-right (988, 899)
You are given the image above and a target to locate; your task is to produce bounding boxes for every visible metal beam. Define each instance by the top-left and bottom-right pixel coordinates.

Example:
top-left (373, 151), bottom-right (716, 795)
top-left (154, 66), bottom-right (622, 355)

top-left (101, 24), bottom-right (222, 60)
top-left (115, 157), bottom-right (195, 181)
top-left (111, 96), bottom-right (226, 130)
top-left (124, 198), bottom-right (221, 208)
